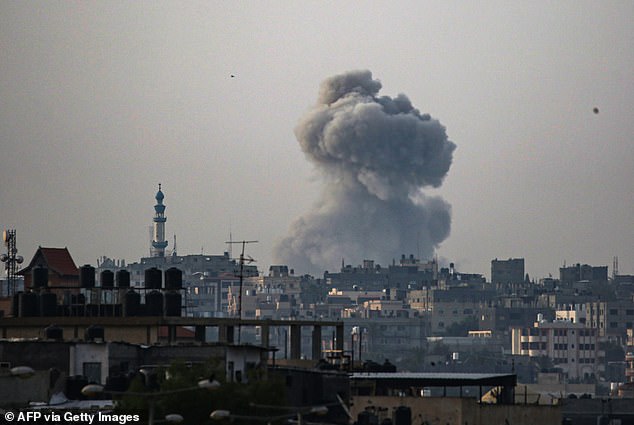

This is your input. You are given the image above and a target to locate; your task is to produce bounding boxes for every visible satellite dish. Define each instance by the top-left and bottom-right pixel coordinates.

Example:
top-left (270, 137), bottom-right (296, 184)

top-left (593, 107), bottom-right (599, 114)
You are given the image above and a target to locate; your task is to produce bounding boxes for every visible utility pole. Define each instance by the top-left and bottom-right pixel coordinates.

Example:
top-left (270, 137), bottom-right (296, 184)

top-left (225, 240), bottom-right (257, 343)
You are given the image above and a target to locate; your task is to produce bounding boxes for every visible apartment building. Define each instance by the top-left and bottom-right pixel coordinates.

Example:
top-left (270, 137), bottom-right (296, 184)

top-left (511, 317), bottom-right (600, 380)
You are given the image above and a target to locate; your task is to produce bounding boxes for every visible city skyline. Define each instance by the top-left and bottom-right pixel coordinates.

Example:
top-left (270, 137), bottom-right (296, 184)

top-left (1, 2), bottom-right (632, 279)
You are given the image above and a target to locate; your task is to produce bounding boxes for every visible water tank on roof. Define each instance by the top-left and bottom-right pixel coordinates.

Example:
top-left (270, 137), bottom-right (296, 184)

top-left (164, 291), bottom-right (181, 317)
top-left (80, 265), bottom-right (95, 288)
top-left (69, 293), bottom-right (86, 306)
top-left (40, 292), bottom-right (57, 316)
top-left (145, 290), bottom-right (163, 316)
top-left (393, 406), bottom-right (411, 425)
top-left (116, 270), bottom-right (130, 288)
top-left (164, 267), bottom-right (182, 290)
top-left (45, 325), bottom-right (63, 341)
top-left (12, 292), bottom-right (21, 316)
top-left (145, 267), bottom-right (162, 289)
top-left (100, 270), bottom-right (114, 289)
top-left (65, 376), bottom-right (89, 400)
top-left (123, 290), bottom-right (140, 317)
top-left (32, 266), bottom-right (48, 288)
top-left (105, 374), bottom-right (128, 392)
top-left (85, 325), bottom-right (104, 342)
top-left (19, 292), bottom-right (38, 317)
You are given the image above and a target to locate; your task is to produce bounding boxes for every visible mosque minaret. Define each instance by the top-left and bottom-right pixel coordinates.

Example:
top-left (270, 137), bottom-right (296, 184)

top-left (151, 183), bottom-right (168, 257)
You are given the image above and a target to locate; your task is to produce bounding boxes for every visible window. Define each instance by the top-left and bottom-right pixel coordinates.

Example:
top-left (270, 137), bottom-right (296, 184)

top-left (609, 309), bottom-right (618, 315)
top-left (83, 362), bottom-right (101, 384)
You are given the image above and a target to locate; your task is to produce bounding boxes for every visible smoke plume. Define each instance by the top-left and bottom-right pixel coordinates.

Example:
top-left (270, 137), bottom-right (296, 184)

top-left (274, 70), bottom-right (456, 274)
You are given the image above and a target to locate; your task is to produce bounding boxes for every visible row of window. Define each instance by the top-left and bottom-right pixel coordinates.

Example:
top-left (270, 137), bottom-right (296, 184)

top-left (548, 357), bottom-right (595, 365)
top-left (436, 309), bottom-right (474, 315)
top-left (521, 342), bottom-right (547, 350)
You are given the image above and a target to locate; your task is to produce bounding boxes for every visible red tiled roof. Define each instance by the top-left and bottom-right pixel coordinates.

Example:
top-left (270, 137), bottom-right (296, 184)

top-left (19, 247), bottom-right (79, 277)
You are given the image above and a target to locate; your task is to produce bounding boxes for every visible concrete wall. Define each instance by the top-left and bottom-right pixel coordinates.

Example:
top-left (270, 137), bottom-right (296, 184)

top-left (0, 325), bottom-right (159, 344)
top-left (0, 370), bottom-right (50, 407)
top-left (350, 395), bottom-right (561, 425)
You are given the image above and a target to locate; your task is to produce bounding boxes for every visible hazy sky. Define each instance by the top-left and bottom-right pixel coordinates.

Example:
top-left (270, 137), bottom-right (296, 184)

top-left (1, 1), bottom-right (632, 280)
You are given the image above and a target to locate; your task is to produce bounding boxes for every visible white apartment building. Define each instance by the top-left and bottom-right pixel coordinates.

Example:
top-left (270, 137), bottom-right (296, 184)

top-left (511, 316), bottom-right (600, 380)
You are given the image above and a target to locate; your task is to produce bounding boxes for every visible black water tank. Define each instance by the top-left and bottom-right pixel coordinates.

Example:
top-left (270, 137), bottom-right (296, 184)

top-left (65, 376), bottom-right (89, 400)
top-left (116, 270), bottom-right (130, 288)
top-left (85, 325), bottom-right (104, 341)
top-left (123, 290), bottom-right (141, 317)
top-left (80, 265), bottom-right (95, 288)
top-left (32, 266), bottom-right (49, 288)
top-left (105, 374), bottom-right (128, 392)
top-left (40, 292), bottom-right (57, 316)
top-left (164, 291), bottom-right (182, 317)
top-left (19, 292), bottom-right (38, 317)
top-left (12, 292), bottom-right (21, 316)
top-left (45, 325), bottom-right (63, 341)
top-left (145, 290), bottom-right (163, 316)
top-left (164, 267), bottom-right (182, 290)
top-left (100, 270), bottom-right (114, 289)
top-left (357, 412), bottom-right (378, 425)
top-left (145, 267), bottom-right (162, 289)
top-left (71, 293), bottom-right (86, 305)
top-left (393, 406), bottom-right (411, 425)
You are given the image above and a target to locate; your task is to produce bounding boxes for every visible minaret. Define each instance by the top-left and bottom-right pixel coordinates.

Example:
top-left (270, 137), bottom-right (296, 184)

top-left (151, 184), bottom-right (168, 257)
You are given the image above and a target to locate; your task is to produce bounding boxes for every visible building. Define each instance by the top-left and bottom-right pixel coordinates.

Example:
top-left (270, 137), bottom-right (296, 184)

top-left (511, 317), bottom-right (600, 380)
top-left (584, 300), bottom-right (634, 343)
top-left (349, 372), bottom-right (561, 425)
top-left (16, 246), bottom-right (80, 304)
top-left (559, 263), bottom-right (608, 286)
top-left (491, 258), bottom-right (525, 285)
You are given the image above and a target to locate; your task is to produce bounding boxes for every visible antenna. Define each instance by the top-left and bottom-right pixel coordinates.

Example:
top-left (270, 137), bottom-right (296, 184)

top-left (225, 239), bottom-right (258, 343)
top-left (613, 256), bottom-right (619, 279)
top-left (226, 224), bottom-right (233, 259)
top-left (1, 230), bottom-right (24, 296)
top-left (172, 234), bottom-right (177, 257)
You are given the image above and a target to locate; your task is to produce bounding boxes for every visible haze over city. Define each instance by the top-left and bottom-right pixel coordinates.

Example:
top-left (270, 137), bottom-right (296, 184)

top-left (1, 2), bottom-right (632, 279)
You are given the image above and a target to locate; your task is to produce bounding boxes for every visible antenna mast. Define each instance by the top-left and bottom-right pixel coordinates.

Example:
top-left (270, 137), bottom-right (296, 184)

top-left (1, 230), bottom-right (24, 296)
top-left (225, 239), bottom-right (258, 343)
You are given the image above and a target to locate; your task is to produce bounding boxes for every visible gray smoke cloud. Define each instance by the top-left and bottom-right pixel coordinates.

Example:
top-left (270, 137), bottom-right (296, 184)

top-left (274, 70), bottom-right (456, 274)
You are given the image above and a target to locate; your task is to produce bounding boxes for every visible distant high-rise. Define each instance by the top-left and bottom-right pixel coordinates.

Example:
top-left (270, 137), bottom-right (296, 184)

top-left (151, 184), bottom-right (168, 257)
top-left (491, 258), bottom-right (525, 284)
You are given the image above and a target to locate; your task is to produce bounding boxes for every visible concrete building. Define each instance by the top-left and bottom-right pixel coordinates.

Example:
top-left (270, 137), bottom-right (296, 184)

top-left (17, 246), bottom-right (80, 303)
top-left (409, 287), bottom-right (496, 336)
top-left (512, 317), bottom-right (600, 380)
top-left (491, 258), bottom-right (525, 285)
top-left (559, 263), bottom-right (608, 286)
top-left (584, 299), bottom-right (634, 343)
top-left (349, 372), bottom-right (561, 425)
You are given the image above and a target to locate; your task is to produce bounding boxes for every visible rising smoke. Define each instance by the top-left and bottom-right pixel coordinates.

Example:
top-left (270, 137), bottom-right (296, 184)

top-left (273, 70), bottom-right (456, 274)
